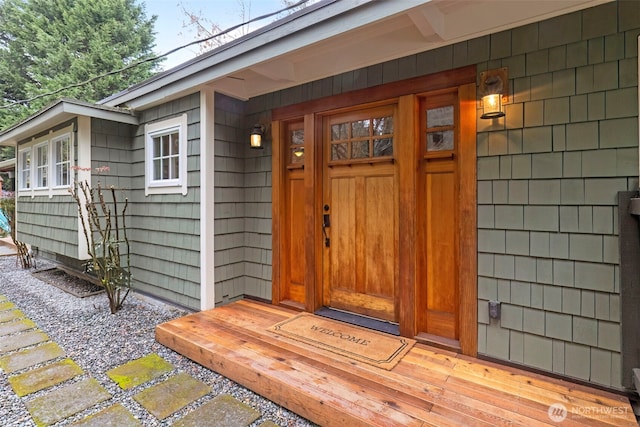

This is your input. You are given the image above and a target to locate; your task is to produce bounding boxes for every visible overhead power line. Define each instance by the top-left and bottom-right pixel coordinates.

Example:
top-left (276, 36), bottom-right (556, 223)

top-left (0, 0), bottom-right (312, 110)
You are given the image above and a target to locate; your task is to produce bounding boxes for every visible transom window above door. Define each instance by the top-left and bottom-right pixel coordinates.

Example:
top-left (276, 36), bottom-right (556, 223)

top-left (328, 107), bottom-right (395, 165)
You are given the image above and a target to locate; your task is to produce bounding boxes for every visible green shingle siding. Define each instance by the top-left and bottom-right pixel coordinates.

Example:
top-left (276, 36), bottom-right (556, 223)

top-left (116, 94), bottom-right (202, 310)
top-left (473, 1), bottom-right (637, 388)
top-left (17, 196), bottom-right (78, 258)
top-left (213, 93), bottom-right (252, 303)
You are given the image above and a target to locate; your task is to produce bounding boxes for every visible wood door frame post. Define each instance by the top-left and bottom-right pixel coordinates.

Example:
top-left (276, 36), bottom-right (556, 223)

top-left (457, 82), bottom-right (478, 356)
top-left (306, 113), bottom-right (321, 312)
top-left (398, 94), bottom-right (418, 337)
top-left (271, 119), bottom-right (283, 305)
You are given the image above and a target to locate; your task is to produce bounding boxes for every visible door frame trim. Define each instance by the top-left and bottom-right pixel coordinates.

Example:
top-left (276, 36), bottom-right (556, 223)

top-left (272, 66), bottom-right (477, 356)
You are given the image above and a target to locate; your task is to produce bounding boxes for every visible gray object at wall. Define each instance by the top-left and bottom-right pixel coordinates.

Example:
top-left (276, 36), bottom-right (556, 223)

top-left (618, 191), bottom-right (640, 390)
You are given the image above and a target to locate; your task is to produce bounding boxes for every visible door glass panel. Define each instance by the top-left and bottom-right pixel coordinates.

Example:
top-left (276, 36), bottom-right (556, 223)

top-left (292, 129), bottom-right (304, 145)
top-left (331, 143), bottom-right (349, 160)
top-left (290, 147), bottom-right (305, 163)
top-left (373, 116), bottom-right (393, 135)
top-left (287, 121), bottom-right (305, 166)
top-left (352, 141), bottom-right (369, 158)
top-left (427, 130), bottom-right (454, 152)
top-left (351, 119), bottom-right (370, 138)
top-left (374, 138), bottom-right (393, 157)
top-left (426, 104), bottom-right (455, 153)
top-left (332, 123), bottom-right (349, 141)
top-left (427, 106), bottom-right (454, 127)
top-left (328, 111), bottom-right (394, 163)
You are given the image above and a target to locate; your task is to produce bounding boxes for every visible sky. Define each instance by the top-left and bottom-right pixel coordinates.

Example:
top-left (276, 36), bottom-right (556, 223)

top-left (142, 0), bottom-right (308, 70)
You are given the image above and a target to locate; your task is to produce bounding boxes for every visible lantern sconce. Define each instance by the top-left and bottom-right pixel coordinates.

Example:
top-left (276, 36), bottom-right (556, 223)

top-left (250, 124), bottom-right (266, 149)
top-left (480, 67), bottom-right (508, 119)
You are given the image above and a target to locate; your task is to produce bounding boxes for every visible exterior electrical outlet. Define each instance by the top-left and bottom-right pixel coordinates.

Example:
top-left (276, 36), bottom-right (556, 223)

top-left (489, 301), bottom-right (501, 320)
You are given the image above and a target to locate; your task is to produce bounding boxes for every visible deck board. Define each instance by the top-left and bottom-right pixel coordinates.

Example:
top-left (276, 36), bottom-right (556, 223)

top-left (156, 300), bottom-right (636, 427)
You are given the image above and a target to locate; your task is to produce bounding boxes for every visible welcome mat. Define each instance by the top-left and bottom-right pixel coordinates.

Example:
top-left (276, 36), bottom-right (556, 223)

top-left (270, 313), bottom-right (415, 370)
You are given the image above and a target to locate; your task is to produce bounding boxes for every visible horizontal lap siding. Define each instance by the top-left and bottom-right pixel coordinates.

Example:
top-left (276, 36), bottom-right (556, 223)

top-left (129, 93), bottom-right (201, 309)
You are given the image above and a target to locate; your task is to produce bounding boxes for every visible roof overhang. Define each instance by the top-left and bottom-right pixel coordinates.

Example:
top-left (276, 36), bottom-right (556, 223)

top-left (0, 158), bottom-right (16, 172)
top-left (101, 0), bottom-right (612, 110)
top-left (0, 99), bottom-right (138, 147)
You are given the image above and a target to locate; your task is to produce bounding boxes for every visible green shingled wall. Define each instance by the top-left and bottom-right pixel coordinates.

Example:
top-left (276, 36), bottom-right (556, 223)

top-left (127, 93), bottom-right (202, 309)
top-left (213, 93), bottom-right (251, 304)
top-left (16, 121), bottom-right (80, 258)
top-left (16, 195), bottom-right (78, 258)
top-left (474, 1), bottom-right (638, 389)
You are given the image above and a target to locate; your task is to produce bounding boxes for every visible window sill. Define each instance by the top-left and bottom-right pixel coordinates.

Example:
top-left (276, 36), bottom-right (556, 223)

top-left (17, 187), bottom-right (71, 198)
top-left (145, 183), bottom-right (187, 196)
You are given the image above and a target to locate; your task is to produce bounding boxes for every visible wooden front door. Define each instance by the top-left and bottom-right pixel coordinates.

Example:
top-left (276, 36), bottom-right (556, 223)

top-left (272, 67), bottom-right (478, 355)
top-left (321, 105), bottom-right (398, 322)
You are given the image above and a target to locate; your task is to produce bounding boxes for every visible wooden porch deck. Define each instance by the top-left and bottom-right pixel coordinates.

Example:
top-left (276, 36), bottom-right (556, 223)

top-left (156, 300), bottom-right (636, 427)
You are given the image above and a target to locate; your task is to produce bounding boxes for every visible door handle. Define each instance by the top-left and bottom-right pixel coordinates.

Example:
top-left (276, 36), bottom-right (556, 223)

top-left (322, 213), bottom-right (330, 247)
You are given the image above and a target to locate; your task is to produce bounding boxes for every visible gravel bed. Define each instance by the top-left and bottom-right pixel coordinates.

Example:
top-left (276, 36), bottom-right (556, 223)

top-left (0, 256), bottom-right (315, 426)
top-left (31, 268), bottom-right (104, 297)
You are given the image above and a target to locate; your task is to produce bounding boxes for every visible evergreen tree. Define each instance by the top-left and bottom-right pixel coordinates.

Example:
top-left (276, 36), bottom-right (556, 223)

top-left (0, 146), bottom-right (14, 162)
top-left (0, 0), bottom-right (161, 130)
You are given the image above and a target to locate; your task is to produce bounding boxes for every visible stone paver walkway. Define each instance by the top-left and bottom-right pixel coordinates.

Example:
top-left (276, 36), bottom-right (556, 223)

top-left (0, 294), bottom-right (278, 426)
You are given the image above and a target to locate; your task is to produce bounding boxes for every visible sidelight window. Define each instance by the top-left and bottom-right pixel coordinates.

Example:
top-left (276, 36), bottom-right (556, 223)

top-left (425, 105), bottom-right (455, 153)
top-left (287, 121), bottom-right (305, 166)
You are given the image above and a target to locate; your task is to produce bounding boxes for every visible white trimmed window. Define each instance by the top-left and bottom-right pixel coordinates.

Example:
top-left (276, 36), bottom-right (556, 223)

top-left (34, 143), bottom-right (48, 189)
top-left (145, 114), bottom-right (188, 196)
top-left (53, 134), bottom-right (71, 187)
top-left (18, 148), bottom-right (31, 190)
top-left (17, 125), bottom-right (74, 197)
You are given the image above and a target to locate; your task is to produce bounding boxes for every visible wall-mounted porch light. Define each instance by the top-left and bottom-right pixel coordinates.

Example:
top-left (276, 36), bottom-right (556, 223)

top-left (250, 124), bottom-right (265, 149)
top-left (480, 67), bottom-right (508, 119)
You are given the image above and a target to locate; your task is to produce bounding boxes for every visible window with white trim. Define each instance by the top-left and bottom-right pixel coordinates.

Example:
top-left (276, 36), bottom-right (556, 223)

top-left (34, 143), bottom-right (48, 189)
top-left (53, 134), bottom-right (71, 187)
top-left (18, 148), bottom-right (31, 190)
top-left (17, 125), bottom-right (74, 197)
top-left (145, 114), bottom-right (188, 196)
